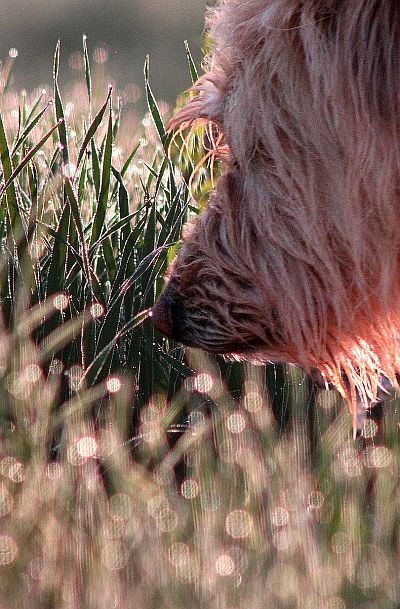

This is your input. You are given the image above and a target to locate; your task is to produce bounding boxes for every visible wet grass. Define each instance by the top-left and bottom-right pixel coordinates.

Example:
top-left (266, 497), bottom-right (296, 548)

top-left (0, 40), bottom-right (399, 609)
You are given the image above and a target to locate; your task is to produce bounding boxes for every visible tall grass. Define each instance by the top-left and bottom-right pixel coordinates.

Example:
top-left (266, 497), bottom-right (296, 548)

top-left (0, 40), bottom-right (399, 609)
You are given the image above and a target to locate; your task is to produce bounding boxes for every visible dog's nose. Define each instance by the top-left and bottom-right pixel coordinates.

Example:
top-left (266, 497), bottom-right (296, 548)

top-left (151, 292), bottom-right (174, 338)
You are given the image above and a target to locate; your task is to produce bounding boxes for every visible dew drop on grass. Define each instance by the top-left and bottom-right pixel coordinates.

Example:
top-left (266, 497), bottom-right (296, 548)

top-left (77, 436), bottom-right (97, 458)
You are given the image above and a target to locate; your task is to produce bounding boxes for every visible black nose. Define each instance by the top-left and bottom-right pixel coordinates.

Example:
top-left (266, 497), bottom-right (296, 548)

top-left (151, 292), bottom-right (174, 338)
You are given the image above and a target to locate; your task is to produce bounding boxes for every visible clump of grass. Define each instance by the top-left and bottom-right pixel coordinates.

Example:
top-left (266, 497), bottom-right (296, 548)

top-left (0, 39), bottom-right (399, 609)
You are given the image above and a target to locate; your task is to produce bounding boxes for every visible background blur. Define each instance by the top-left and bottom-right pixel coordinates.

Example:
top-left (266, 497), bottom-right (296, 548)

top-left (0, 0), bottom-right (207, 109)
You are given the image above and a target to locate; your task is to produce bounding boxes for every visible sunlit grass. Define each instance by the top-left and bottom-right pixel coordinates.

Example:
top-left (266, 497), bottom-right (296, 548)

top-left (0, 39), bottom-right (399, 609)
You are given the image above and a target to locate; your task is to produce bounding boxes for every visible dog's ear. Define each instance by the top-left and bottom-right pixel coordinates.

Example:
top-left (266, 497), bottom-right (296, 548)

top-left (167, 74), bottom-right (224, 132)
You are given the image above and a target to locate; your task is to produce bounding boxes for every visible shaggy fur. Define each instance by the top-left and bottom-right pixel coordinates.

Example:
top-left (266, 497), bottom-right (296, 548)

top-left (152, 0), bottom-right (400, 425)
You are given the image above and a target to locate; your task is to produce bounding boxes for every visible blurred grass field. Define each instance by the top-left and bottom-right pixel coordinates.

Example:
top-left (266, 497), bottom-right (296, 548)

top-left (0, 40), bottom-right (399, 609)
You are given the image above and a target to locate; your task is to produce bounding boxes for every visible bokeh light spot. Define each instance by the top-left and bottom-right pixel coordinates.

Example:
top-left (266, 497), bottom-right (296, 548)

top-left (271, 506), bottom-right (290, 527)
top-left (226, 510), bottom-right (253, 539)
top-left (77, 436), bottom-right (97, 458)
top-left (362, 418), bottom-right (378, 438)
top-left (0, 535), bottom-right (17, 565)
top-left (48, 359), bottom-right (63, 376)
top-left (0, 484), bottom-right (13, 517)
top-left (244, 391), bottom-right (263, 412)
top-left (68, 365), bottom-right (83, 391)
top-left (188, 410), bottom-right (205, 427)
top-left (363, 446), bottom-right (392, 469)
top-left (215, 553), bottom-right (235, 576)
top-left (69, 51), bottom-right (84, 71)
top-left (53, 294), bottom-right (69, 311)
top-left (62, 162), bottom-right (76, 178)
top-left (193, 373), bottom-right (214, 394)
top-left (227, 412), bottom-right (246, 434)
top-left (90, 302), bottom-right (104, 319)
top-left (181, 478), bottom-right (199, 499)
top-left (93, 47), bottom-right (108, 64)
top-left (24, 364), bottom-right (42, 384)
top-left (107, 377), bottom-right (121, 393)
top-left (0, 457), bottom-right (25, 483)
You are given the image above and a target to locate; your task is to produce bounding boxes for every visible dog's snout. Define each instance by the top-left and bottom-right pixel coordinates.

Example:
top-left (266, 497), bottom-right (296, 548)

top-left (152, 293), bottom-right (174, 338)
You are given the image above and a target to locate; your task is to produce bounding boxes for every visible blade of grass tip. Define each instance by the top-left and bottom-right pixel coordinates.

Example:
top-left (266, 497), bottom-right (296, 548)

top-left (82, 308), bottom-right (151, 387)
top-left (76, 85), bottom-right (112, 171)
top-left (144, 56), bottom-right (166, 146)
top-left (90, 92), bottom-right (113, 247)
top-left (53, 41), bottom-right (69, 165)
top-left (25, 89), bottom-right (46, 125)
top-left (143, 157), bottom-right (158, 191)
top-left (1, 119), bottom-right (63, 198)
top-left (120, 141), bottom-right (141, 178)
top-left (184, 40), bottom-right (199, 85)
top-left (64, 177), bottom-right (92, 293)
top-left (12, 102), bottom-right (51, 156)
top-left (83, 35), bottom-right (92, 115)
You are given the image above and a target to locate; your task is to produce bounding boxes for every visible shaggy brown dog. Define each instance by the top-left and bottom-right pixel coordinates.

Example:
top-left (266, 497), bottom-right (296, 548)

top-left (152, 0), bottom-right (400, 427)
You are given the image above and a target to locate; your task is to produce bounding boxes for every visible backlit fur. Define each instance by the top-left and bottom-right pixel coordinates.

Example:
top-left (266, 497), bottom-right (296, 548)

top-left (163, 0), bottom-right (400, 422)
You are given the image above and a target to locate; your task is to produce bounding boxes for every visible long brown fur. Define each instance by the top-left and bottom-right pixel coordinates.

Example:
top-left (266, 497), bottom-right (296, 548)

top-left (153, 0), bottom-right (400, 426)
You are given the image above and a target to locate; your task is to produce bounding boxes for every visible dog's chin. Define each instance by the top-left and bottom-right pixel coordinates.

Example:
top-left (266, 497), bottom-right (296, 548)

top-left (176, 334), bottom-right (280, 366)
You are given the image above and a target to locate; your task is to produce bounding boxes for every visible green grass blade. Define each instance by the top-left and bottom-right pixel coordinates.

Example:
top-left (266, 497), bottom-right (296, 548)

top-left (1, 119), bottom-right (63, 198)
top-left (83, 35), bottom-right (92, 111)
top-left (90, 139), bottom-right (101, 199)
top-left (12, 103), bottom-right (50, 156)
top-left (82, 309), bottom-right (150, 387)
top-left (184, 40), bottom-right (199, 85)
top-left (45, 202), bottom-right (70, 297)
top-left (53, 41), bottom-right (69, 164)
top-left (76, 86), bottom-right (112, 170)
top-left (110, 244), bottom-right (173, 309)
top-left (89, 211), bottom-right (136, 252)
top-left (90, 98), bottom-right (113, 246)
top-left (64, 177), bottom-right (92, 290)
top-left (144, 56), bottom-right (166, 145)
top-left (0, 111), bottom-right (20, 230)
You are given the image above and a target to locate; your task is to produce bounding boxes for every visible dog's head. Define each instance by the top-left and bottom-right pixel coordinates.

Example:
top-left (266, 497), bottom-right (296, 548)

top-left (152, 0), bottom-right (400, 390)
